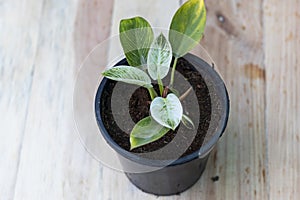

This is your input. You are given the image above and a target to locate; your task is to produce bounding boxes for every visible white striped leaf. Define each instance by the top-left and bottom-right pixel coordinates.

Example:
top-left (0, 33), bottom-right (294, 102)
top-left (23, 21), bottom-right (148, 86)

top-left (147, 33), bottom-right (172, 80)
top-left (102, 66), bottom-right (152, 88)
top-left (150, 93), bottom-right (183, 130)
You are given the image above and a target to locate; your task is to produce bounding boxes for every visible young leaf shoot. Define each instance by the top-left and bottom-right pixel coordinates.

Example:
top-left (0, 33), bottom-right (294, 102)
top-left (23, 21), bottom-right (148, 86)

top-left (147, 33), bottom-right (172, 95)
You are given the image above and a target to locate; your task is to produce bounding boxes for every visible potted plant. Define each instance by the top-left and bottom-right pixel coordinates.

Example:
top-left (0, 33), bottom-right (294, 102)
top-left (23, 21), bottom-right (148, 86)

top-left (95, 0), bottom-right (229, 196)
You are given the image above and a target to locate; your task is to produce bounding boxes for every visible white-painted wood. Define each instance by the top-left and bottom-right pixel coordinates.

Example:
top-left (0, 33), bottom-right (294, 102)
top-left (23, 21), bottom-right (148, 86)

top-left (0, 1), bottom-right (44, 199)
top-left (10, 0), bottom-right (113, 199)
top-left (264, 0), bottom-right (300, 199)
top-left (199, 1), bottom-right (268, 199)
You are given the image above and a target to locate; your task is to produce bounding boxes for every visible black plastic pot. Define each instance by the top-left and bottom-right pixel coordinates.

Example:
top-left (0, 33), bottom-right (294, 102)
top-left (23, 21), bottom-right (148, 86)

top-left (95, 53), bottom-right (229, 196)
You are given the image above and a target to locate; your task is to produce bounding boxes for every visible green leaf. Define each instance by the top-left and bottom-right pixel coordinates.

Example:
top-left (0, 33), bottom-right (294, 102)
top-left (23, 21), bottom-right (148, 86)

top-left (150, 94), bottom-right (183, 130)
top-left (130, 116), bottom-right (170, 150)
top-left (169, 0), bottom-right (206, 57)
top-left (181, 114), bottom-right (195, 129)
top-left (119, 17), bottom-right (154, 68)
top-left (147, 33), bottom-right (172, 80)
top-left (102, 66), bottom-right (152, 88)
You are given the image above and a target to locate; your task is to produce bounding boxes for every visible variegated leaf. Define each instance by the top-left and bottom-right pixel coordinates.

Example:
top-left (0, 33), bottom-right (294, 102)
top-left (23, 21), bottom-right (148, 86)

top-left (147, 33), bottom-right (172, 80)
top-left (119, 17), bottom-right (154, 68)
top-left (130, 116), bottom-right (170, 150)
top-left (169, 0), bottom-right (206, 57)
top-left (150, 93), bottom-right (183, 130)
top-left (102, 66), bottom-right (152, 88)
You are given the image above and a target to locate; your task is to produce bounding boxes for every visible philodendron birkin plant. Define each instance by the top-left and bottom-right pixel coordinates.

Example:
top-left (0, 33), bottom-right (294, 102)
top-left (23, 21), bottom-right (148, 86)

top-left (102, 0), bottom-right (206, 150)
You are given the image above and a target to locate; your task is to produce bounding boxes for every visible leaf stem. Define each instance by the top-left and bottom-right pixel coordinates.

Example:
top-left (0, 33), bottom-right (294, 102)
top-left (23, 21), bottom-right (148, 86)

top-left (147, 87), bottom-right (157, 100)
top-left (169, 57), bottom-right (178, 88)
top-left (179, 87), bottom-right (193, 101)
top-left (162, 86), bottom-right (169, 98)
top-left (157, 78), bottom-right (164, 96)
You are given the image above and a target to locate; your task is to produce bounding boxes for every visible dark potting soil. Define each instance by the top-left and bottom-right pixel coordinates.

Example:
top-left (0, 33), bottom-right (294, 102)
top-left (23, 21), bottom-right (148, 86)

top-left (99, 57), bottom-right (211, 159)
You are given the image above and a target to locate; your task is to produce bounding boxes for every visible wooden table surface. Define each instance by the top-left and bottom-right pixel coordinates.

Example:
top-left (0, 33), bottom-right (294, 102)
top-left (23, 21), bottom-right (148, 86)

top-left (1, 0), bottom-right (299, 199)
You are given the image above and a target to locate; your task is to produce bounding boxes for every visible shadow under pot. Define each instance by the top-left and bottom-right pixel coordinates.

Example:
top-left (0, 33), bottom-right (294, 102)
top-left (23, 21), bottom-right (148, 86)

top-left (95, 53), bottom-right (230, 196)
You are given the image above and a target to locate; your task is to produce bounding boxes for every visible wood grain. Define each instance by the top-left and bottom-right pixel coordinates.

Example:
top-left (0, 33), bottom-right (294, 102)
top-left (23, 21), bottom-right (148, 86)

top-left (264, 0), bottom-right (300, 199)
top-left (11, 0), bottom-right (114, 199)
top-left (0, 1), bottom-right (44, 199)
top-left (1, 0), bottom-right (300, 199)
top-left (74, 0), bottom-right (114, 69)
top-left (199, 1), bottom-right (268, 199)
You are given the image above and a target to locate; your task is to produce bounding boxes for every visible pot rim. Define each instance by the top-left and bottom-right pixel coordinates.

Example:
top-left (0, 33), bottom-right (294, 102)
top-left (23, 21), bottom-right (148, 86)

top-left (95, 53), bottom-right (230, 167)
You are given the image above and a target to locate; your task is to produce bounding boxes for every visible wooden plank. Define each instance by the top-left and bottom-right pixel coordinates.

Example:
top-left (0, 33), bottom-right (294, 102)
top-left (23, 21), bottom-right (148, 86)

top-left (74, 0), bottom-right (114, 68)
top-left (0, 1), bottom-right (44, 199)
top-left (12, 0), bottom-right (114, 199)
top-left (264, 0), bottom-right (300, 199)
top-left (195, 1), bottom-right (268, 199)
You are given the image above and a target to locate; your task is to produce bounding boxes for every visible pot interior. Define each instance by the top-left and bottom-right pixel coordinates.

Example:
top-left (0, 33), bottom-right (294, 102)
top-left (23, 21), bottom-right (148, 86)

top-left (95, 53), bottom-right (229, 167)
